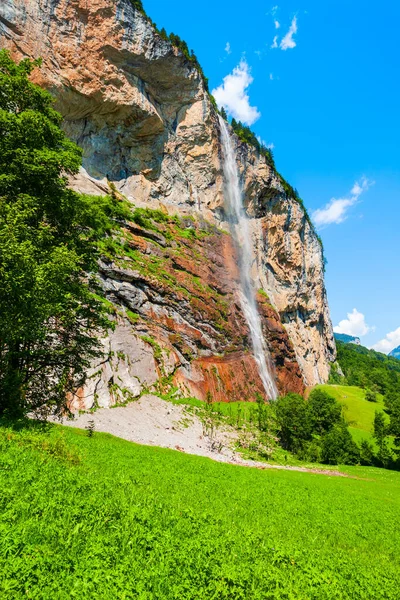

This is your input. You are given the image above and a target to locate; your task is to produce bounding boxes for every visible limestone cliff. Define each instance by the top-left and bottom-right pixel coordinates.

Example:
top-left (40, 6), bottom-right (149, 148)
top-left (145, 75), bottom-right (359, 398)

top-left (0, 0), bottom-right (336, 407)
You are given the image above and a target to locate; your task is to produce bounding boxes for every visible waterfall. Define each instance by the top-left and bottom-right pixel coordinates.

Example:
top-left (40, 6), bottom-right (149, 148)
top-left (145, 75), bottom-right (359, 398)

top-left (219, 117), bottom-right (278, 400)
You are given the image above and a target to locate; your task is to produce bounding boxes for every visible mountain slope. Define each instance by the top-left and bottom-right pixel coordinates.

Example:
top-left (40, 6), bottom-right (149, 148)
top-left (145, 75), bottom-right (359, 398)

top-left (389, 346), bottom-right (400, 360)
top-left (334, 340), bottom-right (400, 396)
top-left (334, 333), bottom-right (361, 345)
top-left (0, 0), bottom-right (335, 403)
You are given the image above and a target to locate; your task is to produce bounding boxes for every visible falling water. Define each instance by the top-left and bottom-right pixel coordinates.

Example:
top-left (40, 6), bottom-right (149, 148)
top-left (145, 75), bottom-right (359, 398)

top-left (219, 117), bottom-right (278, 400)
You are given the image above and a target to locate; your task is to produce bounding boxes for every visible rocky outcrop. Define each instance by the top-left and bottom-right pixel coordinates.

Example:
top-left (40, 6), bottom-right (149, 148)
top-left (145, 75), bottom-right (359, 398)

top-left (0, 0), bottom-right (335, 404)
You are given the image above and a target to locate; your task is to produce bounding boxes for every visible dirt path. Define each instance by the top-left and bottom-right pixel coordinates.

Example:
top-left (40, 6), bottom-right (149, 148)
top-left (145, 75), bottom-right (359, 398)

top-left (57, 395), bottom-right (349, 477)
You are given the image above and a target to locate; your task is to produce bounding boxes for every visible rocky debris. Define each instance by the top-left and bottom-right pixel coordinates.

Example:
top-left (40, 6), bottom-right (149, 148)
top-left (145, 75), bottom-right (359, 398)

top-left (58, 395), bottom-right (350, 477)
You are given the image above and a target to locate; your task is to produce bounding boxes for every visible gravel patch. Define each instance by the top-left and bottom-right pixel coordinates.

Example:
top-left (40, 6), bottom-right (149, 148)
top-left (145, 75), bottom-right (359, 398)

top-left (56, 394), bottom-right (349, 477)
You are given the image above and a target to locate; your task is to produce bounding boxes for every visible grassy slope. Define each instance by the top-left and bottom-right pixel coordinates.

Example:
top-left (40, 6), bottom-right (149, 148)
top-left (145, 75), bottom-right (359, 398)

top-left (0, 421), bottom-right (399, 599)
top-left (317, 384), bottom-right (390, 446)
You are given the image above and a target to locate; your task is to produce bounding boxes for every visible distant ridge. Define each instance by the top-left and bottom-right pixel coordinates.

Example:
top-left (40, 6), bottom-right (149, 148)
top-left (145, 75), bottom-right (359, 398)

top-left (334, 333), bottom-right (361, 345)
top-left (389, 345), bottom-right (400, 360)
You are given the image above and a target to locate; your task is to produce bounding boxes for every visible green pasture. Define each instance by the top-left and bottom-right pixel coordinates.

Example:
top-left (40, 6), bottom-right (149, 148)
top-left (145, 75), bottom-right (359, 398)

top-left (0, 420), bottom-right (399, 599)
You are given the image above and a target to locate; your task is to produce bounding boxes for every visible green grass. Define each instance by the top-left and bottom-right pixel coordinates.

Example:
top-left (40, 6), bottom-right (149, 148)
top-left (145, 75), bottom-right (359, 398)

top-left (316, 384), bottom-right (396, 452)
top-left (318, 384), bottom-right (387, 430)
top-left (0, 420), bottom-right (399, 598)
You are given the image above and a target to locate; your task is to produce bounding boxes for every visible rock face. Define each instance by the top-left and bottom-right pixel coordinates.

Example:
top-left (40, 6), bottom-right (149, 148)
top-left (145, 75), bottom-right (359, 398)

top-left (0, 0), bottom-right (335, 406)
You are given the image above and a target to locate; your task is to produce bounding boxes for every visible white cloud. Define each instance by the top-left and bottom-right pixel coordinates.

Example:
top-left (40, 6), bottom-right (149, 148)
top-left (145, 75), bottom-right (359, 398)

top-left (225, 42), bottom-right (231, 55)
top-left (274, 20), bottom-right (280, 29)
top-left (212, 59), bottom-right (261, 126)
top-left (269, 73), bottom-right (274, 80)
top-left (334, 309), bottom-right (371, 337)
top-left (271, 35), bottom-right (278, 49)
top-left (271, 5), bottom-right (279, 15)
top-left (280, 16), bottom-right (298, 50)
top-left (312, 176), bottom-right (372, 227)
top-left (257, 136), bottom-right (274, 150)
top-left (372, 327), bottom-right (400, 354)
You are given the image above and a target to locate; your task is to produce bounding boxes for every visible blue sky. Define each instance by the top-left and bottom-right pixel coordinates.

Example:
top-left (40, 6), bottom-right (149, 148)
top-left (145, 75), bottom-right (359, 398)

top-left (145, 0), bottom-right (400, 352)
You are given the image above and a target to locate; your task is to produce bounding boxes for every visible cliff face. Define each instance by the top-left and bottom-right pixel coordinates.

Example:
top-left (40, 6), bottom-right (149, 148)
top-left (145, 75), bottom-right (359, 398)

top-left (0, 0), bottom-right (335, 406)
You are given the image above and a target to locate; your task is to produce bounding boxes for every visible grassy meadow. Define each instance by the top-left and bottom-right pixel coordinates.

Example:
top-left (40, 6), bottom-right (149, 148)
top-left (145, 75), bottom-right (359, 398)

top-left (0, 420), bottom-right (399, 599)
top-left (317, 384), bottom-right (393, 448)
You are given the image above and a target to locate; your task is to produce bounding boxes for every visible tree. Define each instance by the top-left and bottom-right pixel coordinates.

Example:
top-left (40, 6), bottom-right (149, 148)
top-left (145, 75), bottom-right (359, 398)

top-left (359, 439), bottom-right (376, 466)
top-left (0, 50), bottom-right (116, 417)
top-left (275, 393), bottom-right (311, 452)
top-left (365, 389), bottom-right (378, 403)
top-left (220, 106), bottom-right (228, 121)
top-left (373, 411), bottom-right (392, 467)
top-left (388, 398), bottom-right (400, 460)
top-left (307, 388), bottom-right (342, 435)
top-left (320, 423), bottom-right (360, 465)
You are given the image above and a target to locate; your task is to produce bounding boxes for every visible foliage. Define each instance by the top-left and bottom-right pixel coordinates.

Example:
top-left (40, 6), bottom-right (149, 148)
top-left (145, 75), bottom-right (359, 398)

top-left (320, 423), bottom-right (360, 465)
top-left (359, 438), bottom-right (376, 466)
top-left (0, 420), bottom-right (399, 598)
top-left (220, 106), bottom-right (228, 121)
top-left (307, 388), bottom-right (342, 435)
top-left (335, 340), bottom-right (400, 396)
top-left (0, 51), bottom-right (121, 417)
top-left (275, 389), bottom-right (359, 465)
top-left (275, 393), bottom-right (311, 453)
top-left (389, 398), bottom-right (400, 458)
top-left (328, 361), bottom-right (343, 384)
top-left (230, 118), bottom-right (275, 168)
top-left (365, 388), bottom-right (378, 403)
top-left (374, 411), bottom-right (392, 467)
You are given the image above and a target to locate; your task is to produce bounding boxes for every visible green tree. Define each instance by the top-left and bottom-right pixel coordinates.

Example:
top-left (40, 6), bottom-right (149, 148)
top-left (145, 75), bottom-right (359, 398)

top-left (275, 393), bottom-right (311, 452)
top-left (359, 439), bottom-right (376, 466)
top-left (388, 399), bottom-right (400, 460)
top-left (220, 106), bottom-right (228, 121)
top-left (320, 423), bottom-right (360, 465)
top-left (0, 50), bottom-right (115, 417)
top-left (365, 389), bottom-right (378, 403)
top-left (307, 388), bottom-right (342, 435)
top-left (373, 411), bottom-right (392, 467)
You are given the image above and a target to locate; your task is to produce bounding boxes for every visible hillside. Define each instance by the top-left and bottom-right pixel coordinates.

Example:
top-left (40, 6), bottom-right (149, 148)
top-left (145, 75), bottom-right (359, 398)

top-left (334, 332), bottom-right (360, 345)
top-left (1, 420), bottom-right (399, 599)
top-left (389, 345), bottom-right (400, 359)
top-left (333, 340), bottom-right (400, 396)
top-left (317, 384), bottom-right (388, 444)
